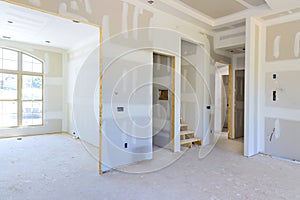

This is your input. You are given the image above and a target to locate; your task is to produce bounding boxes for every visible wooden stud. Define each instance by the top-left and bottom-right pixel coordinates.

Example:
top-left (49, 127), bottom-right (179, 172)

top-left (228, 64), bottom-right (233, 139)
top-left (171, 56), bottom-right (175, 152)
top-left (99, 27), bottom-right (103, 175)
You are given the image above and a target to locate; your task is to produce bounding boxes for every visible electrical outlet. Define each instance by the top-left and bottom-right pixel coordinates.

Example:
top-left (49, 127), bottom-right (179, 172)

top-left (273, 91), bottom-right (277, 101)
top-left (117, 107), bottom-right (124, 112)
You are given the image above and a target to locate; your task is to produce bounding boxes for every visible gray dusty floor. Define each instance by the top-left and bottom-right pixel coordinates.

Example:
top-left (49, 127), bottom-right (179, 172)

top-left (1, 133), bottom-right (300, 200)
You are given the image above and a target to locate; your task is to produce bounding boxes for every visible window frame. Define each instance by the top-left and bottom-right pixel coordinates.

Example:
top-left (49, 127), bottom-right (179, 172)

top-left (0, 47), bottom-right (44, 128)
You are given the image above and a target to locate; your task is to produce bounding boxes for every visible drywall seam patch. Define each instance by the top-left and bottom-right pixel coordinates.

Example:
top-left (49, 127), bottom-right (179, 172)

top-left (294, 32), bottom-right (300, 57)
top-left (102, 15), bottom-right (110, 41)
top-left (29, 0), bottom-right (41, 7)
top-left (133, 6), bottom-right (139, 40)
top-left (70, 1), bottom-right (79, 11)
top-left (122, 2), bottom-right (129, 39)
top-left (83, 0), bottom-right (92, 14)
top-left (273, 35), bottom-right (281, 59)
top-left (274, 118), bottom-right (281, 139)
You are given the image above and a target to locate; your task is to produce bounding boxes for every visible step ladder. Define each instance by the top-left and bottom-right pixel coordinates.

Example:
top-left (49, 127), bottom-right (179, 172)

top-left (180, 117), bottom-right (201, 148)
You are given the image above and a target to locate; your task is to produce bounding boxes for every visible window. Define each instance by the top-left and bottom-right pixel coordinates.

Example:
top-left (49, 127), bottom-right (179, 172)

top-left (0, 47), bottom-right (43, 127)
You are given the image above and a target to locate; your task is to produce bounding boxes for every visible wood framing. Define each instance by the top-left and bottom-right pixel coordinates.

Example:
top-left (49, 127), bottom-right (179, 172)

top-left (99, 27), bottom-right (103, 174)
top-left (153, 52), bottom-right (176, 152)
top-left (228, 64), bottom-right (233, 139)
top-left (171, 56), bottom-right (175, 152)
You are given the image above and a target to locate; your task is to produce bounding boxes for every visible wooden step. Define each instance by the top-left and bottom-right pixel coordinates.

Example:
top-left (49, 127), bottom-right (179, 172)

top-left (180, 138), bottom-right (201, 148)
top-left (180, 130), bottom-right (194, 140)
top-left (180, 130), bottom-right (195, 137)
top-left (180, 123), bottom-right (188, 131)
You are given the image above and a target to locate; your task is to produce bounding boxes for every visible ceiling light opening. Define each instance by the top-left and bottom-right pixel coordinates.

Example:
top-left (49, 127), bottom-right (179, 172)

top-left (45, 40), bottom-right (51, 43)
top-left (7, 21), bottom-right (13, 24)
top-left (2, 36), bottom-right (11, 39)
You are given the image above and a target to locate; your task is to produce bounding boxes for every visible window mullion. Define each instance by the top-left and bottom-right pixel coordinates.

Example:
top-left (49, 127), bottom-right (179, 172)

top-left (17, 51), bottom-right (22, 126)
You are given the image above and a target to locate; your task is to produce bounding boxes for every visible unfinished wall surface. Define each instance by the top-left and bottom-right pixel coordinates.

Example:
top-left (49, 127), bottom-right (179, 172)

top-left (255, 14), bottom-right (300, 161)
top-left (265, 118), bottom-right (300, 161)
top-left (0, 39), bottom-right (65, 138)
top-left (5, 0), bottom-right (218, 171)
top-left (266, 20), bottom-right (300, 61)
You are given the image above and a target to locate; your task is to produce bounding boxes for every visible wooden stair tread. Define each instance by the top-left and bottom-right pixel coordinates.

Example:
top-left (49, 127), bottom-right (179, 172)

top-left (180, 138), bottom-right (201, 145)
top-left (180, 130), bottom-right (194, 136)
top-left (180, 123), bottom-right (188, 127)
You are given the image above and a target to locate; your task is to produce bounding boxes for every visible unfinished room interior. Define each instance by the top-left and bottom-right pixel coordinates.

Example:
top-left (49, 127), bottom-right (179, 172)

top-left (1, 0), bottom-right (300, 199)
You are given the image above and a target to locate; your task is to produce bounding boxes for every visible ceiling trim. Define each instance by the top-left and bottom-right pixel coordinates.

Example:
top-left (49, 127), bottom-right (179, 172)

top-left (129, 0), bottom-right (213, 34)
top-left (234, 0), bottom-right (254, 8)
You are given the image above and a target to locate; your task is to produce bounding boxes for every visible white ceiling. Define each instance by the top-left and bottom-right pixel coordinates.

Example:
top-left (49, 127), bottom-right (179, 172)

top-left (0, 1), bottom-right (99, 50)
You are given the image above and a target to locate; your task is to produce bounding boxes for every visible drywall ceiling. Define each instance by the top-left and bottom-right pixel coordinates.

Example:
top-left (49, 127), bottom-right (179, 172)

top-left (180, 0), bottom-right (247, 19)
top-left (140, 0), bottom-right (270, 33)
top-left (0, 1), bottom-right (99, 50)
top-left (179, 0), bottom-right (266, 19)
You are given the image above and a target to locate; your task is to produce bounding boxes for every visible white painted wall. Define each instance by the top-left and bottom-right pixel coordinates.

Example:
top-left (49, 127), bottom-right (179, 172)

top-left (244, 17), bottom-right (261, 156)
top-left (65, 35), bottom-right (99, 146)
top-left (0, 39), bottom-right (65, 138)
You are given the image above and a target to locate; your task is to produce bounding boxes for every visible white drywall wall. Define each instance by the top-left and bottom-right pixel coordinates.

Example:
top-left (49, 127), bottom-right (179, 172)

top-left (65, 35), bottom-right (99, 146)
top-left (249, 13), bottom-right (300, 161)
top-left (262, 17), bottom-right (300, 163)
top-left (8, 0), bottom-right (221, 171)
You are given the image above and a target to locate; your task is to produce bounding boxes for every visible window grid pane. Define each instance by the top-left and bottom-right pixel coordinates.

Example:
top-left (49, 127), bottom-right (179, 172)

top-left (0, 48), bottom-right (44, 128)
top-left (1, 49), bottom-right (18, 71)
top-left (22, 75), bottom-right (43, 100)
top-left (0, 101), bottom-right (18, 127)
top-left (22, 54), bottom-right (43, 73)
top-left (22, 101), bottom-right (43, 126)
top-left (0, 73), bottom-right (18, 100)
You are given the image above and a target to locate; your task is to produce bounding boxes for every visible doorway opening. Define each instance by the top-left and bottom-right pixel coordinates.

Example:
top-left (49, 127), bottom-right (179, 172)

top-left (233, 69), bottom-right (245, 142)
top-left (214, 63), bottom-right (229, 135)
top-left (152, 52), bottom-right (175, 152)
top-left (215, 63), bottom-right (245, 146)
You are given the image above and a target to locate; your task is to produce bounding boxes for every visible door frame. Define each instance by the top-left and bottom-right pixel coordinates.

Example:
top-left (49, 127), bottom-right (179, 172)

top-left (214, 62), bottom-right (229, 134)
top-left (153, 51), bottom-right (176, 152)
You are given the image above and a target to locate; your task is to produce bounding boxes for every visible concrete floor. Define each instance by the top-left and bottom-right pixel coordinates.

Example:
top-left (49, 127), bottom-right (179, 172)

top-left (1, 133), bottom-right (300, 200)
